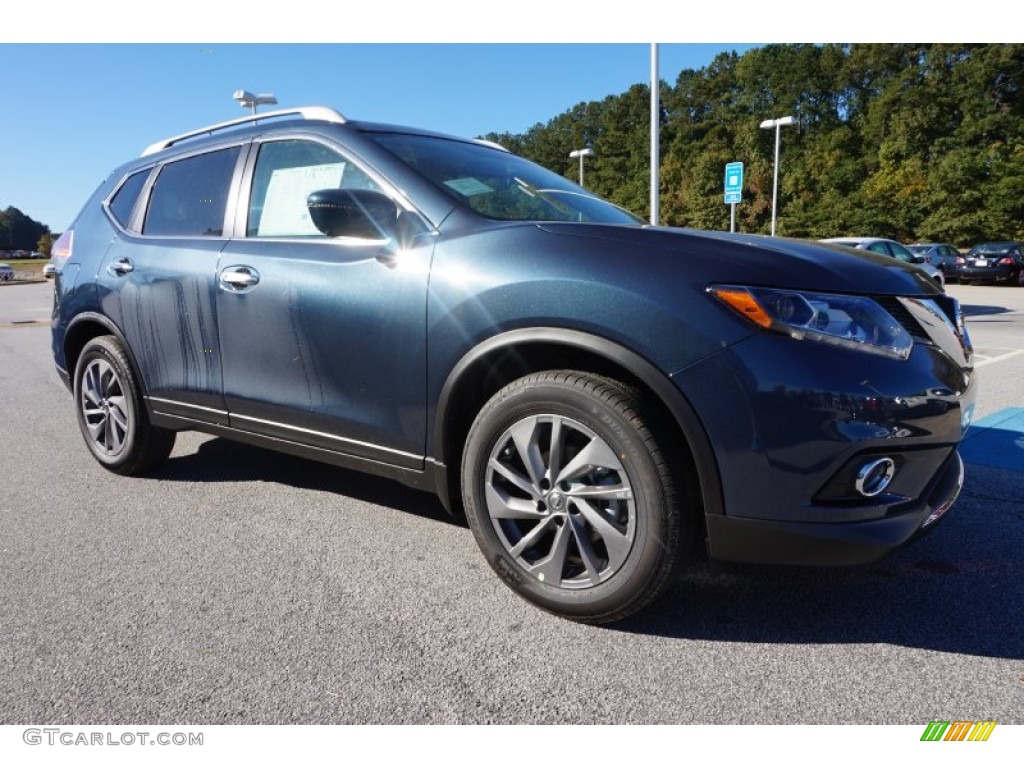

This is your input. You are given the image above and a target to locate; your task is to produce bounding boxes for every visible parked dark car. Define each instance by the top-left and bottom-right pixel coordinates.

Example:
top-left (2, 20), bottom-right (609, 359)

top-left (956, 242), bottom-right (1024, 286)
top-left (50, 106), bottom-right (976, 623)
top-left (907, 242), bottom-right (961, 280)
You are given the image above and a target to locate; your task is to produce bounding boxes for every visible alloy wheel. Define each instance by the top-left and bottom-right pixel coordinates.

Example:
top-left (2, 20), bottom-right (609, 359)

top-left (484, 414), bottom-right (636, 589)
top-left (80, 358), bottom-right (131, 457)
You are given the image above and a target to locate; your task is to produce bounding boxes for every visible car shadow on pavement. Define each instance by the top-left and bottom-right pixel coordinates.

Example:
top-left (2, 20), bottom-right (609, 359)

top-left (613, 462), bottom-right (1024, 660)
top-left (961, 303), bottom-right (1012, 317)
top-left (155, 439), bottom-right (1022, 659)
top-left (156, 436), bottom-right (458, 527)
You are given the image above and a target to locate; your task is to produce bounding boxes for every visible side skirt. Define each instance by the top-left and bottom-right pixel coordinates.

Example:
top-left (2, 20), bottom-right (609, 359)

top-left (149, 410), bottom-right (442, 495)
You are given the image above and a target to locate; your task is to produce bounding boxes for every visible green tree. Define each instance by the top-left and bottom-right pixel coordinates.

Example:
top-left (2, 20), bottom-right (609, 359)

top-left (0, 207), bottom-right (51, 252)
top-left (37, 232), bottom-right (54, 257)
top-left (484, 44), bottom-right (1024, 246)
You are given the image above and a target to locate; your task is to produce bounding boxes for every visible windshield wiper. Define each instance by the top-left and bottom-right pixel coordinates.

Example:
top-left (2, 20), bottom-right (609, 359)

top-left (513, 177), bottom-right (579, 218)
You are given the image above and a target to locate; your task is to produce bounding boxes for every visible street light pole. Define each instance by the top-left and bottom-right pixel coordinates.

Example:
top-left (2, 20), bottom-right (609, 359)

top-left (569, 148), bottom-right (595, 186)
top-left (759, 115), bottom-right (797, 236)
top-left (233, 89), bottom-right (278, 115)
top-left (650, 43), bottom-right (660, 226)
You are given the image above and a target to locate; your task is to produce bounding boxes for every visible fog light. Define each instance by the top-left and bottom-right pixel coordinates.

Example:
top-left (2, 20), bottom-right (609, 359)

top-left (855, 457), bottom-right (896, 497)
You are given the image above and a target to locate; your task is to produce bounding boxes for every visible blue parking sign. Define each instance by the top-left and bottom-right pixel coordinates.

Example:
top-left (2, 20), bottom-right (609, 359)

top-left (724, 162), bottom-right (743, 194)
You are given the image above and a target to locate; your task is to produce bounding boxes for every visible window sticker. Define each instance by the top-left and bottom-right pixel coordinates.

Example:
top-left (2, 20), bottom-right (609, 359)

top-left (443, 177), bottom-right (493, 197)
top-left (258, 162), bottom-right (345, 237)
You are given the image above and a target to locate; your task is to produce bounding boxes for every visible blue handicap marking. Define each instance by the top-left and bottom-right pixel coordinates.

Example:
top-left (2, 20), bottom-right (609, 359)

top-left (960, 407), bottom-right (1024, 472)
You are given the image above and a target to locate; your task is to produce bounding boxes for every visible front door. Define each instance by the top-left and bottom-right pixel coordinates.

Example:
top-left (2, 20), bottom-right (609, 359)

top-left (215, 138), bottom-right (432, 467)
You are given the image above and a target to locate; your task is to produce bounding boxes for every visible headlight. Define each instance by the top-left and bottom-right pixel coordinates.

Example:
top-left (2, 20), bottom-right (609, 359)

top-left (708, 285), bottom-right (913, 360)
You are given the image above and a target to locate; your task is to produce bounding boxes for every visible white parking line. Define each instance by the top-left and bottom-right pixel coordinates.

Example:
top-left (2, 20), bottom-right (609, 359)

top-left (975, 349), bottom-right (1024, 368)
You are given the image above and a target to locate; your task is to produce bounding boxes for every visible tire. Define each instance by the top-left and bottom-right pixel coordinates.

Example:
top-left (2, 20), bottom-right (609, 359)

top-left (73, 335), bottom-right (176, 475)
top-left (461, 371), bottom-right (689, 623)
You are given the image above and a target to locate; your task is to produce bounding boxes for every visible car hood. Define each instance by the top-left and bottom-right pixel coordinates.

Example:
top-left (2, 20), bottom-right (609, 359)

top-left (536, 224), bottom-right (942, 297)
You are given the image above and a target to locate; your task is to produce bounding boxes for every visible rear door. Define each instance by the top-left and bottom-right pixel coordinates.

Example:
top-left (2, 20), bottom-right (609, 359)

top-left (97, 144), bottom-right (247, 424)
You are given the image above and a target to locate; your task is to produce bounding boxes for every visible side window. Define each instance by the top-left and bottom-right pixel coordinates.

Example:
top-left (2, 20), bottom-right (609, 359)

top-left (246, 140), bottom-right (382, 238)
top-left (142, 147), bottom-right (241, 237)
top-left (108, 169), bottom-right (150, 230)
top-left (867, 242), bottom-right (891, 256)
top-left (889, 243), bottom-right (916, 263)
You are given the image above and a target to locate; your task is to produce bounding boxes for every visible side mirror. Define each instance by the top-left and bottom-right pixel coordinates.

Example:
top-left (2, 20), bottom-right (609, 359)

top-left (910, 256), bottom-right (925, 265)
top-left (307, 189), bottom-right (398, 240)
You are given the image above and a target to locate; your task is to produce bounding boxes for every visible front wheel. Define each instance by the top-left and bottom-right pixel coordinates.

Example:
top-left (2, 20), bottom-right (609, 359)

top-left (461, 371), bottom-right (690, 623)
top-left (73, 335), bottom-right (176, 475)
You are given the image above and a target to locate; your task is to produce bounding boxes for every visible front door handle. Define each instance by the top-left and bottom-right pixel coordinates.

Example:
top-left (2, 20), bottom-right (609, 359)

top-left (220, 266), bottom-right (260, 290)
top-left (107, 257), bottom-right (134, 276)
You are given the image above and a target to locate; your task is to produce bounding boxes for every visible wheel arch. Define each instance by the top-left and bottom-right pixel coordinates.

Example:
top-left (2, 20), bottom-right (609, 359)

top-left (64, 313), bottom-right (151, 409)
top-left (432, 328), bottom-right (724, 528)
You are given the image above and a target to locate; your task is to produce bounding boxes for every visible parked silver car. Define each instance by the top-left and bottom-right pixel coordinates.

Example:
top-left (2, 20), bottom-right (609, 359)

top-left (0, 263), bottom-right (14, 282)
top-left (42, 262), bottom-right (58, 280)
top-left (820, 237), bottom-right (945, 288)
top-left (908, 242), bottom-right (962, 280)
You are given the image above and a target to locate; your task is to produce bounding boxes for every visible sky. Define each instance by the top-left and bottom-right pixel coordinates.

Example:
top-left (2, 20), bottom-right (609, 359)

top-left (0, 1), bottom-right (1002, 233)
top-left (1, 43), bottom-right (761, 232)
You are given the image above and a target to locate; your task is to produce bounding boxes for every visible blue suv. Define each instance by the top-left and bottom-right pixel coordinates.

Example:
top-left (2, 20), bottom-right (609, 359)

top-left (51, 106), bottom-right (975, 623)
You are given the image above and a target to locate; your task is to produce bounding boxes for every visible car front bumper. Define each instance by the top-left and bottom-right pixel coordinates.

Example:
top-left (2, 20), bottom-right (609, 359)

top-left (671, 320), bottom-right (975, 566)
top-left (704, 450), bottom-right (964, 565)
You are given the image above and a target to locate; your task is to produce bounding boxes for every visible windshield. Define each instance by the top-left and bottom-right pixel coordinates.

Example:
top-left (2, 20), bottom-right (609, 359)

top-left (907, 245), bottom-right (931, 255)
top-left (367, 132), bottom-right (642, 224)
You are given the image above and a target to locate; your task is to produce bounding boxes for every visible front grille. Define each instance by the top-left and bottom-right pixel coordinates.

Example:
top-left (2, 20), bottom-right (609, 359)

top-left (875, 296), bottom-right (929, 339)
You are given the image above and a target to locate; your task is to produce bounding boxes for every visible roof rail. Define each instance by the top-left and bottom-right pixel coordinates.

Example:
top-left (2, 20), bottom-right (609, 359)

top-left (140, 106), bottom-right (347, 157)
top-left (473, 138), bottom-right (510, 153)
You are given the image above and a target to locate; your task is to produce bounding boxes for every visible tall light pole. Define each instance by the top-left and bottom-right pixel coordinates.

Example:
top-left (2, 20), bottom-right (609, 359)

top-left (650, 43), bottom-right (660, 226)
top-left (569, 148), bottom-right (595, 186)
top-left (233, 89), bottom-right (278, 115)
top-left (759, 115), bottom-right (797, 236)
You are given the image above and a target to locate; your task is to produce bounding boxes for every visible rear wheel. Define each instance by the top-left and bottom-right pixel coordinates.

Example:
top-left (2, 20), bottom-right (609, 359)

top-left (461, 371), bottom-right (689, 623)
top-left (73, 335), bottom-right (176, 475)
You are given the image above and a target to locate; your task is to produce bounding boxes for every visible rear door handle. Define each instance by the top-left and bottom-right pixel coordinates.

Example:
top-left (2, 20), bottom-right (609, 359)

top-left (220, 266), bottom-right (260, 290)
top-left (107, 257), bottom-right (134, 276)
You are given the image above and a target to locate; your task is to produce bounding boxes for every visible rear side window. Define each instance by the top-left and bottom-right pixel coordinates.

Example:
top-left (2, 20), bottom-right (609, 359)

top-left (108, 169), bottom-right (150, 229)
top-left (143, 147), bottom-right (241, 237)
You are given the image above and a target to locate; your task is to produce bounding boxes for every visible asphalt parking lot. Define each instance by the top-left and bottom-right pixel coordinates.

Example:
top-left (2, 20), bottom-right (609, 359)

top-left (1, 280), bottom-right (1021, 724)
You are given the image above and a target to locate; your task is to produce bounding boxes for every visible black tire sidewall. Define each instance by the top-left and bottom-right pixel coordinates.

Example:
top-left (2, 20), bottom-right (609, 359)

top-left (462, 375), bottom-right (674, 620)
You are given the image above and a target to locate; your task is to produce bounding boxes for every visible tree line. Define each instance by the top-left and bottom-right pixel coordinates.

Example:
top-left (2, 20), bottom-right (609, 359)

top-left (484, 44), bottom-right (1024, 245)
top-left (0, 206), bottom-right (53, 255)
